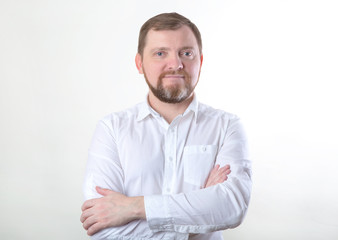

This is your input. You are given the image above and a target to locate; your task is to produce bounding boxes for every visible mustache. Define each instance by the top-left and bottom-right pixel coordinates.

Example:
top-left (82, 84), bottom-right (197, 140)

top-left (159, 70), bottom-right (189, 79)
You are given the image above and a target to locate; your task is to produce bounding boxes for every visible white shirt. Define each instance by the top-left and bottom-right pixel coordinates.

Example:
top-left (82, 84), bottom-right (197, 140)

top-left (83, 96), bottom-right (252, 240)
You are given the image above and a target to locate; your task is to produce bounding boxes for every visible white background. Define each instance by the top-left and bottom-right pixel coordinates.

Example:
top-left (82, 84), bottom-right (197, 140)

top-left (0, 0), bottom-right (337, 239)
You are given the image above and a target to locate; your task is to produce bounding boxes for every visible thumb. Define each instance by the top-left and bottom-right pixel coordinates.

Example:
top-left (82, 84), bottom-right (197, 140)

top-left (96, 186), bottom-right (113, 196)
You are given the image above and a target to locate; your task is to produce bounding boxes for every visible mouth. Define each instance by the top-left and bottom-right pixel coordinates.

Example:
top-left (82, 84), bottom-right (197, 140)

top-left (163, 75), bottom-right (185, 79)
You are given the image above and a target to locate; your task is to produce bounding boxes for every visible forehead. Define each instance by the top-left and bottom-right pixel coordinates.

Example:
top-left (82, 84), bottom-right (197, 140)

top-left (144, 25), bottom-right (199, 50)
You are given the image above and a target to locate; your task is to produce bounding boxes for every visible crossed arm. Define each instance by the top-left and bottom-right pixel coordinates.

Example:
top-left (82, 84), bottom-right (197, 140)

top-left (80, 164), bottom-right (231, 236)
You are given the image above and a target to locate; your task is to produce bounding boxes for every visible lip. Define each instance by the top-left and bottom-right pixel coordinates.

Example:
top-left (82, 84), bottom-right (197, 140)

top-left (163, 75), bottom-right (185, 78)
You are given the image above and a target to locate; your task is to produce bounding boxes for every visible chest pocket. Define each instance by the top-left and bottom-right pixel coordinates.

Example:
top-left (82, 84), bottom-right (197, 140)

top-left (182, 145), bottom-right (218, 187)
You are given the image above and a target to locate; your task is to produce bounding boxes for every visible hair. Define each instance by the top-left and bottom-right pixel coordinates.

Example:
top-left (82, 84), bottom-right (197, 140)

top-left (138, 12), bottom-right (202, 57)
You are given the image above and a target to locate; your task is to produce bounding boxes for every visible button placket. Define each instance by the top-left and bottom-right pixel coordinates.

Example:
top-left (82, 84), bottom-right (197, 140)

top-left (163, 124), bottom-right (177, 194)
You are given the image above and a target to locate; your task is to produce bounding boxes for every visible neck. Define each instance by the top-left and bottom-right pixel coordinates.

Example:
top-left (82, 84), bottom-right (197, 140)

top-left (148, 92), bottom-right (194, 124)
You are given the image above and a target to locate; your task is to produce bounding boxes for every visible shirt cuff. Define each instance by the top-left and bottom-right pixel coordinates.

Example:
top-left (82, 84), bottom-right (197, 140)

top-left (144, 194), bottom-right (175, 232)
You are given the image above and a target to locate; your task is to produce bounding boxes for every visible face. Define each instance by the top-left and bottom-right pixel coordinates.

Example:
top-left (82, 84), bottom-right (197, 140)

top-left (136, 25), bottom-right (203, 103)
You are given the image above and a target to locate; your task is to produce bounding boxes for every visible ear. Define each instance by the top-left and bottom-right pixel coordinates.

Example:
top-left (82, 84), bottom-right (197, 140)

top-left (197, 54), bottom-right (203, 78)
top-left (135, 53), bottom-right (143, 74)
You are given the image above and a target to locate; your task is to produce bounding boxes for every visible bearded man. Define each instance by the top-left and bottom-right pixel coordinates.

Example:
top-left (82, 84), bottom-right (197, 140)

top-left (80, 12), bottom-right (252, 240)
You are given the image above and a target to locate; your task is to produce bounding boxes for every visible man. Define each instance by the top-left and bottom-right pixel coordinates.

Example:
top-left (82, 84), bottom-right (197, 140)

top-left (81, 12), bottom-right (252, 240)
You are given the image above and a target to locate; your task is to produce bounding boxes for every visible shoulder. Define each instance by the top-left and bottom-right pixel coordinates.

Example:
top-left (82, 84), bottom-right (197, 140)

top-left (97, 102), bottom-right (144, 131)
top-left (198, 102), bottom-right (239, 122)
top-left (197, 102), bottom-right (245, 136)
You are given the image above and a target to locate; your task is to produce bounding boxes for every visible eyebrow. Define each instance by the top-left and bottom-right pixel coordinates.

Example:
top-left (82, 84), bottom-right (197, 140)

top-left (150, 46), bottom-right (195, 52)
top-left (150, 47), bottom-right (170, 52)
top-left (180, 46), bottom-right (195, 51)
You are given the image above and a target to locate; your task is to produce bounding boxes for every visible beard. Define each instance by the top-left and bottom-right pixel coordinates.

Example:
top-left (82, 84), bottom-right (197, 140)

top-left (144, 69), bottom-right (195, 104)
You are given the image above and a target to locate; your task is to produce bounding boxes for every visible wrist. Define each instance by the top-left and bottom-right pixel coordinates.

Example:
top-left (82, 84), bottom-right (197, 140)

top-left (130, 196), bottom-right (146, 220)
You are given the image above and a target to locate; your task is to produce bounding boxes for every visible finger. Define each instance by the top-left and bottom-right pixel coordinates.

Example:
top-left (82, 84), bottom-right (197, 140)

top-left (215, 170), bottom-right (229, 182)
top-left (80, 212), bottom-right (85, 223)
top-left (204, 164), bottom-right (223, 187)
top-left (225, 169), bottom-right (231, 175)
top-left (96, 186), bottom-right (106, 196)
top-left (80, 208), bottom-right (93, 223)
top-left (87, 222), bottom-right (105, 236)
top-left (209, 164), bottom-right (220, 176)
top-left (215, 173), bottom-right (227, 183)
top-left (83, 214), bottom-right (98, 231)
top-left (219, 165), bottom-right (230, 171)
top-left (211, 164), bottom-right (221, 176)
top-left (218, 167), bottom-right (230, 176)
top-left (205, 165), bottom-right (219, 185)
top-left (81, 199), bottom-right (95, 211)
top-left (218, 165), bottom-right (231, 176)
top-left (208, 174), bottom-right (225, 186)
top-left (96, 186), bottom-right (114, 196)
top-left (216, 167), bottom-right (228, 177)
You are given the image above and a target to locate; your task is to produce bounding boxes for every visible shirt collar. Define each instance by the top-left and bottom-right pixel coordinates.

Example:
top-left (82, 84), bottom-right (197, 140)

top-left (136, 94), bottom-right (199, 122)
top-left (183, 94), bottom-right (199, 123)
top-left (136, 96), bottom-right (155, 122)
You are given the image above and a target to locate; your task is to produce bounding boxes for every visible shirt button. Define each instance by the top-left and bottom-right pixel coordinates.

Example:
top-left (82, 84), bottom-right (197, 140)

top-left (169, 156), bottom-right (173, 161)
top-left (202, 146), bottom-right (207, 151)
top-left (166, 188), bottom-right (170, 192)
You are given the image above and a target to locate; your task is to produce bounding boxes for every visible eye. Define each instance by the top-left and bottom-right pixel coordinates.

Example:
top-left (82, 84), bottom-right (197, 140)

top-left (181, 50), bottom-right (193, 57)
top-left (155, 51), bottom-right (165, 57)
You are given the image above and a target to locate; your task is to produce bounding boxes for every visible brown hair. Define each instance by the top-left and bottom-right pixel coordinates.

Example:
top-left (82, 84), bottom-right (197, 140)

top-left (138, 12), bottom-right (202, 56)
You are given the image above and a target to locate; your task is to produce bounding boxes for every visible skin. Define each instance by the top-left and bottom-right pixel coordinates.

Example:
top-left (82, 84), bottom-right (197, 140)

top-left (80, 165), bottom-right (231, 236)
top-left (135, 25), bottom-right (203, 123)
top-left (80, 26), bottom-right (231, 236)
top-left (81, 187), bottom-right (146, 236)
top-left (204, 164), bottom-right (231, 188)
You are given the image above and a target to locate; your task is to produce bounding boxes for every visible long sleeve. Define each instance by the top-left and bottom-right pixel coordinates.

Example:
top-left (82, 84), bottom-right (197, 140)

top-left (144, 117), bottom-right (252, 233)
top-left (82, 101), bottom-right (252, 239)
top-left (83, 119), bottom-right (140, 240)
top-left (83, 119), bottom-right (124, 200)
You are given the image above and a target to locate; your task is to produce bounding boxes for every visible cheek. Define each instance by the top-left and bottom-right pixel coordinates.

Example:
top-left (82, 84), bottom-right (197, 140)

top-left (144, 62), bottom-right (163, 75)
top-left (143, 65), bottom-right (162, 84)
top-left (186, 63), bottom-right (201, 79)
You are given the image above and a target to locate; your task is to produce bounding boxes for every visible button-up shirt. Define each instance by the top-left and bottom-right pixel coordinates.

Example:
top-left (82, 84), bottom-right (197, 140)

top-left (83, 96), bottom-right (252, 240)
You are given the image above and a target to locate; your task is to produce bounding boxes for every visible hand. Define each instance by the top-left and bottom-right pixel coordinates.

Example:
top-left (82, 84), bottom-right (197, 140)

top-left (204, 164), bottom-right (231, 188)
top-left (80, 186), bottom-right (145, 236)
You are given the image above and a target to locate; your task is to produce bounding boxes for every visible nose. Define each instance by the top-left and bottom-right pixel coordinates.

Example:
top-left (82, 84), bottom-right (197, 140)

top-left (167, 54), bottom-right (183, 71)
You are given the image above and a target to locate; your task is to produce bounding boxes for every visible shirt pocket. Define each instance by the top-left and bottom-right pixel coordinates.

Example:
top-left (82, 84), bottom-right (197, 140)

top-left (182, 145), bottom-right (218, 187)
